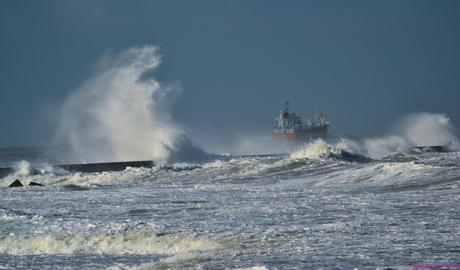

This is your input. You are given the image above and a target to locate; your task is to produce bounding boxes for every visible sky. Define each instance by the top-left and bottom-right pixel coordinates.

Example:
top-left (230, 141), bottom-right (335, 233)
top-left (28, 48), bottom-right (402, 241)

top-left (1, 0), bottom-right (459, 149)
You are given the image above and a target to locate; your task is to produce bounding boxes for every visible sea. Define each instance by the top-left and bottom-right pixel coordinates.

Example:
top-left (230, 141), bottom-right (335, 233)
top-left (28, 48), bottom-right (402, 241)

top-left (1, 136), bottom-right (459, 270)
top-left (1, 46), bottom-right (459, 269)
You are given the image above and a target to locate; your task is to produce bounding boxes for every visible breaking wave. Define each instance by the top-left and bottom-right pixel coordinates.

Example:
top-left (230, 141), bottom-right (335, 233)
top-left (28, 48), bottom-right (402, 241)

top-left (0, 230), bottom-right (221, 256)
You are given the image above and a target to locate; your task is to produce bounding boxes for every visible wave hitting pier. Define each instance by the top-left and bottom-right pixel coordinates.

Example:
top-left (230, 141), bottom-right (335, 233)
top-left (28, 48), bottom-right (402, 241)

top-left (0, 160), bottom-right (154, 180)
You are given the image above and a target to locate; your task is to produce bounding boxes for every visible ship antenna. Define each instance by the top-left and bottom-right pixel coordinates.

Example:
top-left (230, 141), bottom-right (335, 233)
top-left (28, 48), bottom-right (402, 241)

top-left (315, 101), bottom-right (317, 118)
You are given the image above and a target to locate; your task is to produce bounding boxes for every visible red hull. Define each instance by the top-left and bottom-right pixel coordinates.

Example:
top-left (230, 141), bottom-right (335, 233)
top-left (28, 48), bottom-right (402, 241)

top-left (271, 124), bottom-right (330, 140)
top-left (271, 133), bottom-right (297, 140)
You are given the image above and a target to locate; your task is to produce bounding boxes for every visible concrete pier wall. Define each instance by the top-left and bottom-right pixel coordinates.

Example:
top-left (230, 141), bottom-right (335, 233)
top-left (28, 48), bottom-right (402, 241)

top-left (0, 160), bottom-right (154, 179)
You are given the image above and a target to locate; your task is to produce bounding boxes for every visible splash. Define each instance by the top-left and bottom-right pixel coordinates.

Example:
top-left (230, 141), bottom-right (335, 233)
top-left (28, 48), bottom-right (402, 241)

top-left (290, 139), bottom-right (334, 159)
top-left (289, 112), bottom-right (460, 160)
top-left (391, 112), bottom-right (460, 152)
top-left (55, 45), bottom-right (184, 163)
top-left (289, 137), bottom-right (366, 159)
top-left (356, 112), bottom-right (460, 158)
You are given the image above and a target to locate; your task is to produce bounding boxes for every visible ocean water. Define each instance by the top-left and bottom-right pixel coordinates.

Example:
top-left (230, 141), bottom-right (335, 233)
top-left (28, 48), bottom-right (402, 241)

top-left (1, 138), bottom-right (459, 270)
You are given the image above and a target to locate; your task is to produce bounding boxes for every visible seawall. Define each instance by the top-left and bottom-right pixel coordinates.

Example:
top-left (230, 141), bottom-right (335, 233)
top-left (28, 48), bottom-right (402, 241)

top-left (0, 160), bottom-right (154, 179)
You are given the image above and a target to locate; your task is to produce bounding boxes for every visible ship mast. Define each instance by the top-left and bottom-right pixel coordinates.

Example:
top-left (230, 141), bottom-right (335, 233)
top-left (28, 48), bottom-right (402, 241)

top-left (314, 101), bottom-right (317, 120)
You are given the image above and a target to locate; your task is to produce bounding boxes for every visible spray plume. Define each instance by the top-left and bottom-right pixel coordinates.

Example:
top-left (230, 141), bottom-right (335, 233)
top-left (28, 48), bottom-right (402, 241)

top-left (392, 112), bottom-right (460, 152)
top-left (55, 45), bottom-right (185, 163)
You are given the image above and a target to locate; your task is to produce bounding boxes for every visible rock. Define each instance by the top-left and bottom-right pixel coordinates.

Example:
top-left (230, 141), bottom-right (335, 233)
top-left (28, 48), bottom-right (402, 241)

top-left (8, 179), bottom-right (23, 187)
top-left (414, 146), bottom-right (444, 152)
top-left (29, 182), bottom-right (44, 186)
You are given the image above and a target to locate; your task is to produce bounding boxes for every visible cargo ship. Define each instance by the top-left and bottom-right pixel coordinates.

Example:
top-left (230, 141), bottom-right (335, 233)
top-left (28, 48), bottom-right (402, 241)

top-left (272, 101), bottom-right (330, 140)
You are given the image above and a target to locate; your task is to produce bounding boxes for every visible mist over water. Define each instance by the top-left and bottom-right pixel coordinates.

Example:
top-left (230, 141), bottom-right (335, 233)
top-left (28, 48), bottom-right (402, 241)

top-left (54, 45), bottom-right (209, 163)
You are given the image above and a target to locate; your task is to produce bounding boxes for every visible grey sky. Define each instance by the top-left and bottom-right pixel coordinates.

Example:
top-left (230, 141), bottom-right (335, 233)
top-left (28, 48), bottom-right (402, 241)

top-left (1, 0), bottom-right (459, 148)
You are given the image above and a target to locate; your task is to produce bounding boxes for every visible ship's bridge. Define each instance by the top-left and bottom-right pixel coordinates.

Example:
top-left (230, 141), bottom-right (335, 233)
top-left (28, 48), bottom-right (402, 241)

top-left (273, 102), bottom-right (302, 133)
